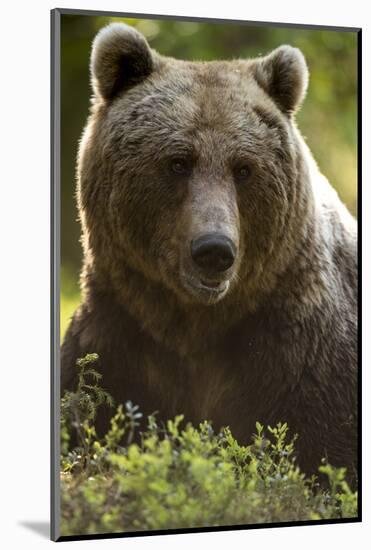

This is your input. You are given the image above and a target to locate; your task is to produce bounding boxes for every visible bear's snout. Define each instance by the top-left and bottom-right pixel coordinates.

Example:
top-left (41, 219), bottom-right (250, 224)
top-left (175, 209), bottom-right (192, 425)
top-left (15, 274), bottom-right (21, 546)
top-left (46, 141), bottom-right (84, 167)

top-left (191, 233), bottom-right (236, 274)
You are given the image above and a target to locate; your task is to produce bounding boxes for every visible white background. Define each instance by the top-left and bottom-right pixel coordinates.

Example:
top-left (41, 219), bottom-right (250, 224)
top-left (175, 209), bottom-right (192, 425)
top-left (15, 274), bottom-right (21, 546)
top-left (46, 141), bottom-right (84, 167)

top-left (0, 0), bottom-right (369, 547)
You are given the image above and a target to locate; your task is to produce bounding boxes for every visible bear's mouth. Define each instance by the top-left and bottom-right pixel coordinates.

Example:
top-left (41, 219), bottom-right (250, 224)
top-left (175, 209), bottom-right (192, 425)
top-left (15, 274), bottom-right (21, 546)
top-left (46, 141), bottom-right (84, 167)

top-left (181, 274), bottom-right (230, 303)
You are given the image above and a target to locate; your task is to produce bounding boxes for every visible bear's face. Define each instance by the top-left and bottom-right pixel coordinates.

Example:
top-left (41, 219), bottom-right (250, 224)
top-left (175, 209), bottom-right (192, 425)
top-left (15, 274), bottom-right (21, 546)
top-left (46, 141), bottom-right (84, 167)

top-left (79, 23), bottom-right (309, 308)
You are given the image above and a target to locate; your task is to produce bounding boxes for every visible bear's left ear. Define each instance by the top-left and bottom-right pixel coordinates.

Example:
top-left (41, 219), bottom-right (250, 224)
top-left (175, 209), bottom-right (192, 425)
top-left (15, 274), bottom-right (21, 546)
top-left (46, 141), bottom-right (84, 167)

top-left (253, 45), bottom-right (309, 115)
top-left (91, 22), bottom-right (154, 101)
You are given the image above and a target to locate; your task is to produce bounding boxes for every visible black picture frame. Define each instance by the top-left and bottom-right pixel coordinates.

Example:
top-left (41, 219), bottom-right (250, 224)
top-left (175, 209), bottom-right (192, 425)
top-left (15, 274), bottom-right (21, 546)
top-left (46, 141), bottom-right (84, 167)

top-left (51, 8), bottom-right (362, 542)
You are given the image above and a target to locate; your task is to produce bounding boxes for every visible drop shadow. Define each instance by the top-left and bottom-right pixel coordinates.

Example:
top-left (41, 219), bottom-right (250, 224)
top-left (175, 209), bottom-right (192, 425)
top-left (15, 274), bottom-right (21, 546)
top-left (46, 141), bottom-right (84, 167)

top-left (19, 521), bottom-right (50, 539)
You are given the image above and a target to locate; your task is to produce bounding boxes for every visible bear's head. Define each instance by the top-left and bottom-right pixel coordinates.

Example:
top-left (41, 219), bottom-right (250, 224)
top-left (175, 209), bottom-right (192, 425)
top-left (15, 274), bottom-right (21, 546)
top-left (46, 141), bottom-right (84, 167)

top-left (78, 23), bottom-right (312, 314)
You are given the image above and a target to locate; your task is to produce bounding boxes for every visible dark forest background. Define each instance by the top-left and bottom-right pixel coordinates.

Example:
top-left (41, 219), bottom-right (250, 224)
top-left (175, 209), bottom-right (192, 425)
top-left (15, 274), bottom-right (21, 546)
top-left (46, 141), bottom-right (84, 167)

top-left (60, 14), bottom-right (358, 337)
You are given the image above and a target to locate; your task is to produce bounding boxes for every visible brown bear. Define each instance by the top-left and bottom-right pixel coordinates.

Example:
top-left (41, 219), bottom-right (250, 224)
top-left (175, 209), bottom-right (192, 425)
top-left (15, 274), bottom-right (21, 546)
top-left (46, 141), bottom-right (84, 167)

top-left (61, 22), bottom-right (358, 481)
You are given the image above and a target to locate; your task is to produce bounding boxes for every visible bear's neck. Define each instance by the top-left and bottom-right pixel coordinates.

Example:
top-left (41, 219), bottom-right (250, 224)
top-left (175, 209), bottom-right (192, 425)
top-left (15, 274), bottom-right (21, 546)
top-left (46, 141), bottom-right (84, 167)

top-left (82, 260), bottom-right (250, 356)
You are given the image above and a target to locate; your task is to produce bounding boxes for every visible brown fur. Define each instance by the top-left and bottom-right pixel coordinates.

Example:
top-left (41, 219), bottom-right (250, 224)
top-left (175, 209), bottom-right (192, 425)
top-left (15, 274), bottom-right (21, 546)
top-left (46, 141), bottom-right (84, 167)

top-left (62, 23), bottom-right (357, 481)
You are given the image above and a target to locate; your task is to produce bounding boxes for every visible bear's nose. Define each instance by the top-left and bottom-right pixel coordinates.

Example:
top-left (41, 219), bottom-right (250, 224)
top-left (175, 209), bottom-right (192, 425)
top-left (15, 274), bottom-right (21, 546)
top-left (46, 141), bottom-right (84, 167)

top-left (191, 233), bottom-right (236, 273)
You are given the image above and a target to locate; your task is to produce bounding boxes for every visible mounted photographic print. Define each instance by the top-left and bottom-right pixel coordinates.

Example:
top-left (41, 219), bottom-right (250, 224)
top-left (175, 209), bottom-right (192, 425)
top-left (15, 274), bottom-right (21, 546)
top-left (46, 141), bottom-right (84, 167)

top-left (51, 8), bottom-right (361, 542)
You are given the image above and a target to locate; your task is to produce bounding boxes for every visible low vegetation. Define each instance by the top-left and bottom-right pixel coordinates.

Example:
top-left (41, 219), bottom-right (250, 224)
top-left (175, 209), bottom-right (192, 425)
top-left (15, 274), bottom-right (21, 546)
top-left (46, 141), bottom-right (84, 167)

top-left (60, 354), bottom-right (357, 537)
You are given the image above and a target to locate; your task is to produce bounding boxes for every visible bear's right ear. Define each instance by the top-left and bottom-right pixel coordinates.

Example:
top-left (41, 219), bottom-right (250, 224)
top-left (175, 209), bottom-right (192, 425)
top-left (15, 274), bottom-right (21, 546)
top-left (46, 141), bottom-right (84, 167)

top-left (91, 23), bottom-right (154, 101)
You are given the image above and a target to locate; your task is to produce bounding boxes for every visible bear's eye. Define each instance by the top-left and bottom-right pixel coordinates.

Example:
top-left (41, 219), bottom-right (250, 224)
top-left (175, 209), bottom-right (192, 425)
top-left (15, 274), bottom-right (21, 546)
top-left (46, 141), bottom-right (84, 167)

top-left (169, 158), bottom-right (192, 176)
top-left (233, 164), bottom-right (250, 182)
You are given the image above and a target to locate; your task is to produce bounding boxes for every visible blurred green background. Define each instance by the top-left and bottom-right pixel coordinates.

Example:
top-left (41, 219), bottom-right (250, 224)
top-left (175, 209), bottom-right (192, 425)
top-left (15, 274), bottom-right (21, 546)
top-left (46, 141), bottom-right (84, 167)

top-left (60, 14), bottom-right (358, 339)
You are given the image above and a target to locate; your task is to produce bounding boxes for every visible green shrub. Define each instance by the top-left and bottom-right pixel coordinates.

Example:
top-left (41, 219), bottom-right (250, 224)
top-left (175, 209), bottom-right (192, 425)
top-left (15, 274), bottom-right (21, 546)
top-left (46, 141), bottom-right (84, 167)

top-left (60, 354), bottom-right (357, 536)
